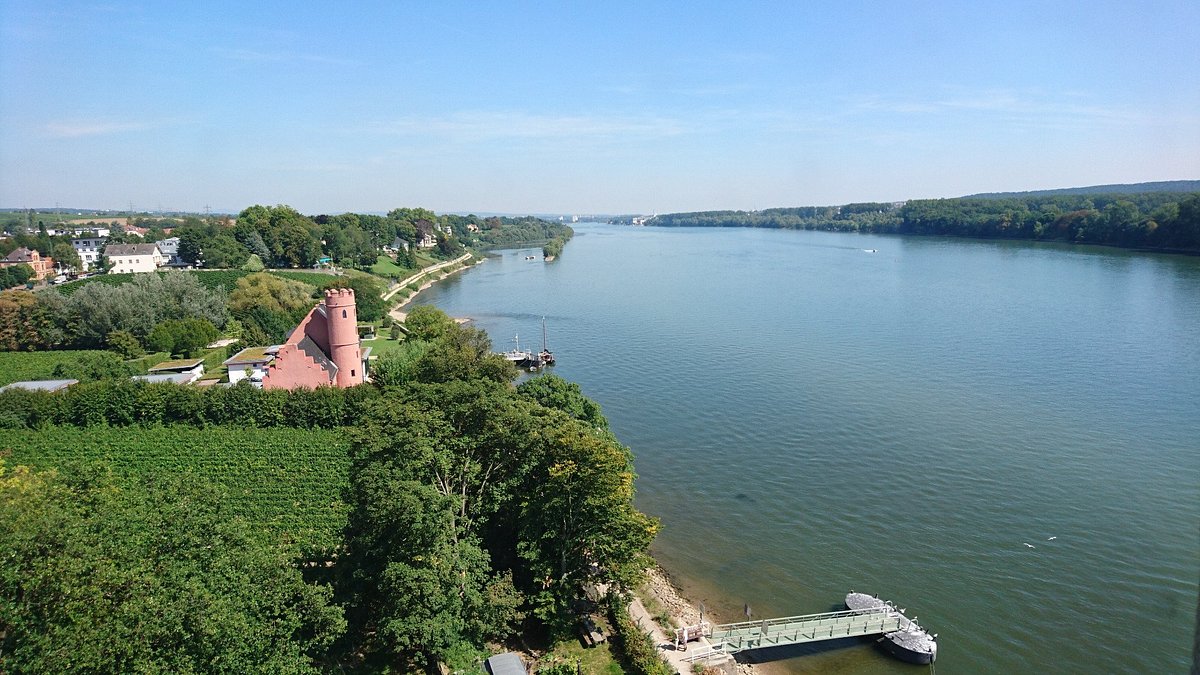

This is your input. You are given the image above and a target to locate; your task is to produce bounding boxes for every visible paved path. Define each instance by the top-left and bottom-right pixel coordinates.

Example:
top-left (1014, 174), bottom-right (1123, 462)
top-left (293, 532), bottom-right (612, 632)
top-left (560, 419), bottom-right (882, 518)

top-left (626, 596), bottom-right (733, 674)
top-left (381, 253), bottom-right (472, 302)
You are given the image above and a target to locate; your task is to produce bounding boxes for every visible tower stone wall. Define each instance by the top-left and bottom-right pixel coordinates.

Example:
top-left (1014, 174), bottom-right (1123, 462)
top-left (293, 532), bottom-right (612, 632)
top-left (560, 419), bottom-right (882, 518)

top-left (323, 288), bottom-right (362, 387)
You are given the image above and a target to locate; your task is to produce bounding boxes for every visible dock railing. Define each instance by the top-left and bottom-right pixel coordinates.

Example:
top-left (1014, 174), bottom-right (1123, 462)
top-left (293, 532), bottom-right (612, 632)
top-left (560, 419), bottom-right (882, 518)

top-left (709, 606), bottom-right (906, 654)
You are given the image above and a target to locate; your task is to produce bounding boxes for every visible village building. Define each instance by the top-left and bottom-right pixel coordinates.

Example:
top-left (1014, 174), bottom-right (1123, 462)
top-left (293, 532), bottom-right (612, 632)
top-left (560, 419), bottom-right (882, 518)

top-left (414, 219), bottom-right (438, 249)
top-left (223, 345), bottom-right (278, 385)
top-left (261, 288), bottom-right (369, 390)
top-left (0, 379), bottom-right (78, 393)
top-left (140, 358), bottom-right (206, 384)
top-left (103, 243), bottom-right (164, 274)
top-left (0, 247), bottom-right (55, 281)
top-left (156, 237), bottom-right (183, 266)
top-left (71, 235), bottom-right (107, 271)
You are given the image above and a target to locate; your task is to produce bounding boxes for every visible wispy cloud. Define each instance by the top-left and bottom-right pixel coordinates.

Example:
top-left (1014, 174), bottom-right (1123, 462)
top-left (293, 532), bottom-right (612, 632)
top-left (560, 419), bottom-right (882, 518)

top-left (211, 47), bottom-right (359, 66)
top-left (43, 120), bottom-right (148, 138)
top-left (368, 111), bottom-right (690, 142)
top-left (850, 89), bottom-right (1176, 128)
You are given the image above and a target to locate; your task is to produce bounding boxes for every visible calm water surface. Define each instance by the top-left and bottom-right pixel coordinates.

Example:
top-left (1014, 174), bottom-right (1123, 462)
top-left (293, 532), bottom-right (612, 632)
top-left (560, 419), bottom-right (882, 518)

top-left (413, 224), bottom-right (1200, 674)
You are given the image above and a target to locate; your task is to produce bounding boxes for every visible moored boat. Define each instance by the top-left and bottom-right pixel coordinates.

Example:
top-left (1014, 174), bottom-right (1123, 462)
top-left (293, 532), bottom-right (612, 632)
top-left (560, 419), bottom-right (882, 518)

top-left (845, 592), bottom-right (937, 664)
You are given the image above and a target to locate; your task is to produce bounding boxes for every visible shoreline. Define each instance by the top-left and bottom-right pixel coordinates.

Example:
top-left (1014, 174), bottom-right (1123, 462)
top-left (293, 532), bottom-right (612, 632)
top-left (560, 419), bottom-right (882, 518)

top-left (639, 563), bottom-right (764, 675)
top-left (387, 254), bottom-right (483, 323)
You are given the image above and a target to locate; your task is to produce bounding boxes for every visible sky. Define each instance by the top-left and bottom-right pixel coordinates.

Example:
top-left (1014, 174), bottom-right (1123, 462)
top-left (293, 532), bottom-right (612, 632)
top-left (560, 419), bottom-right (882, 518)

top-left (1, 1), bottom-right (1198, 215)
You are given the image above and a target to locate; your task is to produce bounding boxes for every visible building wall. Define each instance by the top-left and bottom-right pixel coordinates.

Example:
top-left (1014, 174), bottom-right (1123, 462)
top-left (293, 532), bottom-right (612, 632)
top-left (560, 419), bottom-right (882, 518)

top-left (324, 288), bottom-right (363, 387)
top-left (108, 252), bottom-right (162, 274)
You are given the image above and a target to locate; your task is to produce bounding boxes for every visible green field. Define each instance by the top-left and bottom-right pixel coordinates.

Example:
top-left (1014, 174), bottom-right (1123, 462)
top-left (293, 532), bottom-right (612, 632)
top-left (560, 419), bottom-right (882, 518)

top-left (0, 350), bottom-right (111, 386)
top-left (2, 425), bottom-right (351, 551)
top-left (370, 254), bottom-right (418, 278)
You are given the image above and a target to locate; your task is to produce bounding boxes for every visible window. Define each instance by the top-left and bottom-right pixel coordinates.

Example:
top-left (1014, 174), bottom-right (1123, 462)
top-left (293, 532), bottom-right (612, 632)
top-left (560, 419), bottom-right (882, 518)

top-left (351, 369), bottom-right (355, 377)
top-left (342, 309), bottom-right (347, 318)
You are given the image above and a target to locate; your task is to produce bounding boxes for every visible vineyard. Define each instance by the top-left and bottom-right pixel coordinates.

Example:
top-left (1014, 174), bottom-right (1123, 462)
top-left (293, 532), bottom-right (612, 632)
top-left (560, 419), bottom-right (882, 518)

top-left (2, 425), bottom-right (351, 552)
top-left (0, 350), bottom-right (110, 386)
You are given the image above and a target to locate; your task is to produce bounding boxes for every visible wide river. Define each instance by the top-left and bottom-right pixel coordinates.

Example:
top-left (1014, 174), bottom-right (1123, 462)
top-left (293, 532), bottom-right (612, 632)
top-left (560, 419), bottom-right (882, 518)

top-left (412, 223), bottom-right (1199, 674)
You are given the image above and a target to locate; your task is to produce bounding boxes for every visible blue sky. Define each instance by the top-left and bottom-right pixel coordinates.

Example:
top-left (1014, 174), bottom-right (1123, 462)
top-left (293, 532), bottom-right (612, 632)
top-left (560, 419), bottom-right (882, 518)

top-left (1, 1), bottom-right (1197, 215)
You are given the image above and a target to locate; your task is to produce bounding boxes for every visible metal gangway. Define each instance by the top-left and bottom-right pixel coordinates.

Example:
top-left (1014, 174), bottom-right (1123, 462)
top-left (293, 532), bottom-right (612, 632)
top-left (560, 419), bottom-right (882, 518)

top-left (694, 605), bottom-right (907, 658)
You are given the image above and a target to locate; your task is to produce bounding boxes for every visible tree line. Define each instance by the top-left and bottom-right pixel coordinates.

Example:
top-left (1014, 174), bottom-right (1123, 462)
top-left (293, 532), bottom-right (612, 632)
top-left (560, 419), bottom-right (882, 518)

top-left (0, 306), bottom-right (658, 673)
top-left (0, 269), bottom-right (386, 355)
top-left (646, 192), bottom-right (1200, 252)
top-left (2, 206), bottom-right (572, 278)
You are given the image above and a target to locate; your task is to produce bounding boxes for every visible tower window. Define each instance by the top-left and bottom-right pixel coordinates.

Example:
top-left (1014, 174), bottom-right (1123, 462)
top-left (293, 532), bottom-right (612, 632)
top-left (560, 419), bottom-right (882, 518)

top-left (342, 309), bottom-right (347, 318)
top-left (351, 369), bottom-right (356, 377)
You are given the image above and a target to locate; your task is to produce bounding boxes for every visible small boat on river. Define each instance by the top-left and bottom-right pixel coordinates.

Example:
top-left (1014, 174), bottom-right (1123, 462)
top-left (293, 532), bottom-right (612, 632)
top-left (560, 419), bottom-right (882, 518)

top-left (498, 319), bottom-right (556, 370)
top-left (845, 592), bottom-right (937, 664)
top-left (538, 316), bottom-right (555, 366)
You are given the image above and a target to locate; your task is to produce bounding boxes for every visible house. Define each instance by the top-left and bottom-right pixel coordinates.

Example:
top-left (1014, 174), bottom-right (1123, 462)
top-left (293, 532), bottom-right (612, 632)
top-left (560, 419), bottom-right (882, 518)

top-left (156, 237), bottom-right (183, 266)
top-left (0, 247), bottom-right (55, 281)
top-left (414, 219), bottom-right (438, 249)
top-left (261, 288), bottom-right (368, 389)
top-left (223, 345), bottom-right (278, 385)
top-left (0, 379), bottom-right (78, 393)
top-left (103, 243), bottom-right (164, 273)
top-left (145, 358), bottom-right (205, 383)
top-left (388, 236), bottom-right (410, 252)
top-left (71, 236), bottom-right (108, 271)
top-left (132, 372), bottom-right (196, 385)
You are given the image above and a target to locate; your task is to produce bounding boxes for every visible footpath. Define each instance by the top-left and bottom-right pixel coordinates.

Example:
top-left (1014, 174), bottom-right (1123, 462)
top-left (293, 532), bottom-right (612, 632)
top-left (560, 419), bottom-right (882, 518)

top-left (628, 570), bottom-right (743, 675)
top-left (383, 253), bottom-right (477, 324)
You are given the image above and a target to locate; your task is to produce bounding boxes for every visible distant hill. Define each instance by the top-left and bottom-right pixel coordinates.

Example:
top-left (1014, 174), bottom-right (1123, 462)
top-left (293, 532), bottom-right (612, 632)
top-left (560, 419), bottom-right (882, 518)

top-left (965, 180), bottom-right (1200, 199)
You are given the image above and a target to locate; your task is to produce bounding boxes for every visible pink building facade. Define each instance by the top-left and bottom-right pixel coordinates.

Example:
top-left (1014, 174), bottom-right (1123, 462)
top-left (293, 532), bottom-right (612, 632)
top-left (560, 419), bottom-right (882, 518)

top-left (261, 288), bottom-right (364, 390)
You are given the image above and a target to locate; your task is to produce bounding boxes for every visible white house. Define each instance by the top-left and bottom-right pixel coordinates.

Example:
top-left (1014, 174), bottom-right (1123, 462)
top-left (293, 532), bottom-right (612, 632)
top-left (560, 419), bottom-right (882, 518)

top-left (144, 358), bottom-right (206, 383)
top-left (156, 236), bottom-right (182, 265)
top-left (222, 346), bottom-right (278, 385)
top-left (103, 243), bottom-right (164, 273)
top-left (71, 236), bottom-right (108, 271)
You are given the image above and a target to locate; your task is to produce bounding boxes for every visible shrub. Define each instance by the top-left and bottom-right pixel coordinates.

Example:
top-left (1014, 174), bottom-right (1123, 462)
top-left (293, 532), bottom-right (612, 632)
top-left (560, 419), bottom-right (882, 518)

top-left (105, 330), bottom-right (144, 359)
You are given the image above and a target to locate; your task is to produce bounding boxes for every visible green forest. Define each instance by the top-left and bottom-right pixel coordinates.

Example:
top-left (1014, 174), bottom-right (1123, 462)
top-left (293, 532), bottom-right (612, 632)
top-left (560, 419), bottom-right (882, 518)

top-left (0, 306), bottom-right (659, 673)
top-left (646, 191), bottom-right (1200, 253)
top-left (1, 204), bottom-right (573, 278)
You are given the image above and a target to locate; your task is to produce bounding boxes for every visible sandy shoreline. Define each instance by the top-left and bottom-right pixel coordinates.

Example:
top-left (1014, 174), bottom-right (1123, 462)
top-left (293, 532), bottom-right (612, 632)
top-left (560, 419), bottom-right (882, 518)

top-left (639, 563), bottom-right (763, 675)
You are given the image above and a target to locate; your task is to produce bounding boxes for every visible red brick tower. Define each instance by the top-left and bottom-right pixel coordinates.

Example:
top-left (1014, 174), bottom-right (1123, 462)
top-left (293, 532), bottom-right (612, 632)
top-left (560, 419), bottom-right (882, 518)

top-left (324, 288), bottom-right (362, 387)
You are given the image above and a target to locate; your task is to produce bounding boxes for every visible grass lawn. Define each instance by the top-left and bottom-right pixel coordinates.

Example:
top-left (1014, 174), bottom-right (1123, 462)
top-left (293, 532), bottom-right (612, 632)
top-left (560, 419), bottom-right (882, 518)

top-left (363, 335), bottom-right (405, 357)
top-left (370, 254), bottom-right (417, 278)
top-left (541, 615), bottom-right (625, 675)
top-left (0, 350), bottom-right (109, 386)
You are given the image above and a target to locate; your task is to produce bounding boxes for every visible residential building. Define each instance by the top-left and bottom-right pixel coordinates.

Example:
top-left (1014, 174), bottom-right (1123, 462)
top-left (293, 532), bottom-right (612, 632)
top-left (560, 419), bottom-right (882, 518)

top-left (262, 288), bottom-right (368, 389)
top-left (0, 247), bottom-right (55, 281)
top-left (223, 346), bottom-right (279, 385)
top-left (156, 237), bottom-right (182, 265)
top-left (71, 236), bottom-right (107, 271)
top-left (0, 379), bottom-right (78, 393)
top-left (144, 358), bottom-right (206, 383)
top-left (103, 243), bottom-right (164, 273)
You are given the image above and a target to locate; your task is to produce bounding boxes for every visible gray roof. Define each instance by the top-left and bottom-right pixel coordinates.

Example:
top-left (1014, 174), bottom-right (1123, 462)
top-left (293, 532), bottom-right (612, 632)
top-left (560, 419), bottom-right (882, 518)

top-left (131, 373), bottom-right (193, 384)
top-left (2, 247), bottom-right (38, 263)
top-left (0, 379), bottom-right (78, 392)
top-left (484, 653), bottom-right (526, 675)
top-left (103, 243), bottom-right (160, 257)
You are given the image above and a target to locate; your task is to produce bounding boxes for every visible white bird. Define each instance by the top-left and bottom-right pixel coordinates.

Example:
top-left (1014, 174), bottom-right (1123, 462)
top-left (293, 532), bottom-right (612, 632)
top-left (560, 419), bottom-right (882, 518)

top-left (1023, 543), bottom-right (1036, 548)
top-left (1047, 536), bottom-right (1057, 541)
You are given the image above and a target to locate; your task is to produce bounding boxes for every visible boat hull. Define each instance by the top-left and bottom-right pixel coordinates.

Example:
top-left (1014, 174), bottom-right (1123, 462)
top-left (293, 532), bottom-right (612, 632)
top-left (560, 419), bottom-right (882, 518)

top-left (845, 592), bottom-right (936, 664)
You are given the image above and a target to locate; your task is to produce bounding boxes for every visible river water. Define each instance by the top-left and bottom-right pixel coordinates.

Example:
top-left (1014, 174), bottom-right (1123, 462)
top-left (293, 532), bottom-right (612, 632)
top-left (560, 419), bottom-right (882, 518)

top-left (412, 223), bottom-right (1200, 674)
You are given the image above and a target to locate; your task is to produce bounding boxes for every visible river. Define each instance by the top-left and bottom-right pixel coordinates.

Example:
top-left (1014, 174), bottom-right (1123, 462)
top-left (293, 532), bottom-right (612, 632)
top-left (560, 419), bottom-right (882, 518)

top-left (411, 223), bottom-right (1200, 674)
